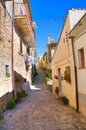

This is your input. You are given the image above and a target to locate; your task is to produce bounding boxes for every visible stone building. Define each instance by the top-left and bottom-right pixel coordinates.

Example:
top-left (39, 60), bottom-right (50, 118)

top-left (0, 0), bottom-right (36, 104)
top-left (52, 9), bottom-right (86, 110)
top-left (0, 1), bottom-right (12, 103)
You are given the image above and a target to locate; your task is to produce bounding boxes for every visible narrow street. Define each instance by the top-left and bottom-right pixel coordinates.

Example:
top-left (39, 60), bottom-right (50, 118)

top-left (1, 69), bottom-right (86, 130)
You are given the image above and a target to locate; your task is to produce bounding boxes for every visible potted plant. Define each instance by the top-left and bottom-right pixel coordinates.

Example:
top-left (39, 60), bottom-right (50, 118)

top-left (61, 96), bottom-right (69, 105)
top-left (6, 98), bottom-right (16, 109)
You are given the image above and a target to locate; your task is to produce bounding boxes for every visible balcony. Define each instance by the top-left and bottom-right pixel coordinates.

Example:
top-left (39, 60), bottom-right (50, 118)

top-left (14, 15), bottom-right (31, 37)
top-left (5, 0), bottom-right (28, 2)
top-left (14, 3), bottom-right (35, 47)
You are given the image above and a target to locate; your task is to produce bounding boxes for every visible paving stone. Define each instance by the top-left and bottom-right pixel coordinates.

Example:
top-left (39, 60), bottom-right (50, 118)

top-left (1, 69), bottom-right (86, 130)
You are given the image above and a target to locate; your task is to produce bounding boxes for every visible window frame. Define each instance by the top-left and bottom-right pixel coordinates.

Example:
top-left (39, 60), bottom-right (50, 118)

top-left (20, 38), bottom-right (22, 53)
top-left (78, 48), bottom-right (85, 69)
top-left (64, 66), bottom-right (71, 83)
top-left (5, 65), bottom-right (10, 78)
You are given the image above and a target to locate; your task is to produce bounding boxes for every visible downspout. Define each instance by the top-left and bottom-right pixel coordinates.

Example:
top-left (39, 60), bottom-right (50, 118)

top-left (71, 37), bottom-right (79, 112)
top-left (12, 0), bottom-right (15, 97)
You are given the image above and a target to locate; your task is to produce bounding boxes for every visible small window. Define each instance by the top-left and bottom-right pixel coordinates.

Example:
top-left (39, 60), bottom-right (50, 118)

top-left (64, 66), bottom-right (71, 83)
top-left (6, 65), bottom-right (10, 77)
top-left (27, 47), bottom-right (30, 55)
top-left (20, 38), bottom-right (22, 53)
top-left (78, 48), bottom-right (85, 68)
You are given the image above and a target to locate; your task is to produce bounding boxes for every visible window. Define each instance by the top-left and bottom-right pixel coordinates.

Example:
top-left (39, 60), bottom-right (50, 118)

top-left (27, 47), bottom-right (30, 55)
top-left (6, 65), bottom-right (10, 77)
top-left (78, 48), bottom-right (85, 68)
top-left (64, 66), bottom-right (71, 83)
top-left (20, 38), bottom-right (22, 53)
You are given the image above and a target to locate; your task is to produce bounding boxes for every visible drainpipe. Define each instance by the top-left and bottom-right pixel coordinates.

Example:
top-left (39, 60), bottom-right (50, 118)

top-left (71, 37), bottom-right (79, 112)
top-left (12, 0), bottom-right (15, 97)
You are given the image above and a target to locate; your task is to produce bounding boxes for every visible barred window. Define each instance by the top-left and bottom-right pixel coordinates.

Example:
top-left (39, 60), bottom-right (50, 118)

top-left (6, 65), bottom-right (10, 78)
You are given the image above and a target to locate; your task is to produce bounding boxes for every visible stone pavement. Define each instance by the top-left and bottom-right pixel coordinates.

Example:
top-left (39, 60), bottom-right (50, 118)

top-left (1, 69), bottom-right (86, 130)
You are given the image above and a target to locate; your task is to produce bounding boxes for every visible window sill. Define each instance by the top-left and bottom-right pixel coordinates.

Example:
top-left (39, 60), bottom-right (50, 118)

top-left (4, 78), bottom-right (10, 81)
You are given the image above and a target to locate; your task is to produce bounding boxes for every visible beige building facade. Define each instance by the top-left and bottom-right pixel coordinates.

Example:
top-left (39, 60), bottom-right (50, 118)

top-left (69, 13), bottom-right (86, 115)
top-left (52, 9), bottom-right (86, 110)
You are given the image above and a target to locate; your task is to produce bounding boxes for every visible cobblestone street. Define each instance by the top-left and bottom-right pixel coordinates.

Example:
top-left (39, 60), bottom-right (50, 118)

top-left (1, 69), bottom-right (86, 130)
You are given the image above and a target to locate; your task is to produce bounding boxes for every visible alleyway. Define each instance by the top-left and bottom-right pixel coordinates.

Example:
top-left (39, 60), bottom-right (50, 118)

top-left (1, 69), bottom-right (86, 130)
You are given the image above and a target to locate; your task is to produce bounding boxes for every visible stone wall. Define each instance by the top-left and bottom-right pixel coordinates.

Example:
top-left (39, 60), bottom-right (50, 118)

top-left (0, 3), bottom-right (12, 97)
top-left (0, 1), bottom-right (34, 100)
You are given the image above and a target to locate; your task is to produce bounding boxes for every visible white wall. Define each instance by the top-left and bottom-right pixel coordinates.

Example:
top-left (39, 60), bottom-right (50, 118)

top-left (69, 9), bottom-right (86, 30)
top-left (74, 30), bottom-right (86, 115)
top-left (74, 31), bottom-right (86, 94)
top-left (5, 1), bottom-right (12, 17)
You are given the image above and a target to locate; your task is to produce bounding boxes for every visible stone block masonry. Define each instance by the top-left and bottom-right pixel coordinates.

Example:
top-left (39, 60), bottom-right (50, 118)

top-left (0, 3), bottom-right (12, 97)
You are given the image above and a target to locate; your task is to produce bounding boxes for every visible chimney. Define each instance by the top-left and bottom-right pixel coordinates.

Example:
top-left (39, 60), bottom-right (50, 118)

top-left (48, 34), bottom-right (51, 44)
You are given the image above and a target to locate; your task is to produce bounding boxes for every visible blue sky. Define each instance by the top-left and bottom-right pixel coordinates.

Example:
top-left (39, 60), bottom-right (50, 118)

top-left (30, 0), bottom-right (86, 57)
